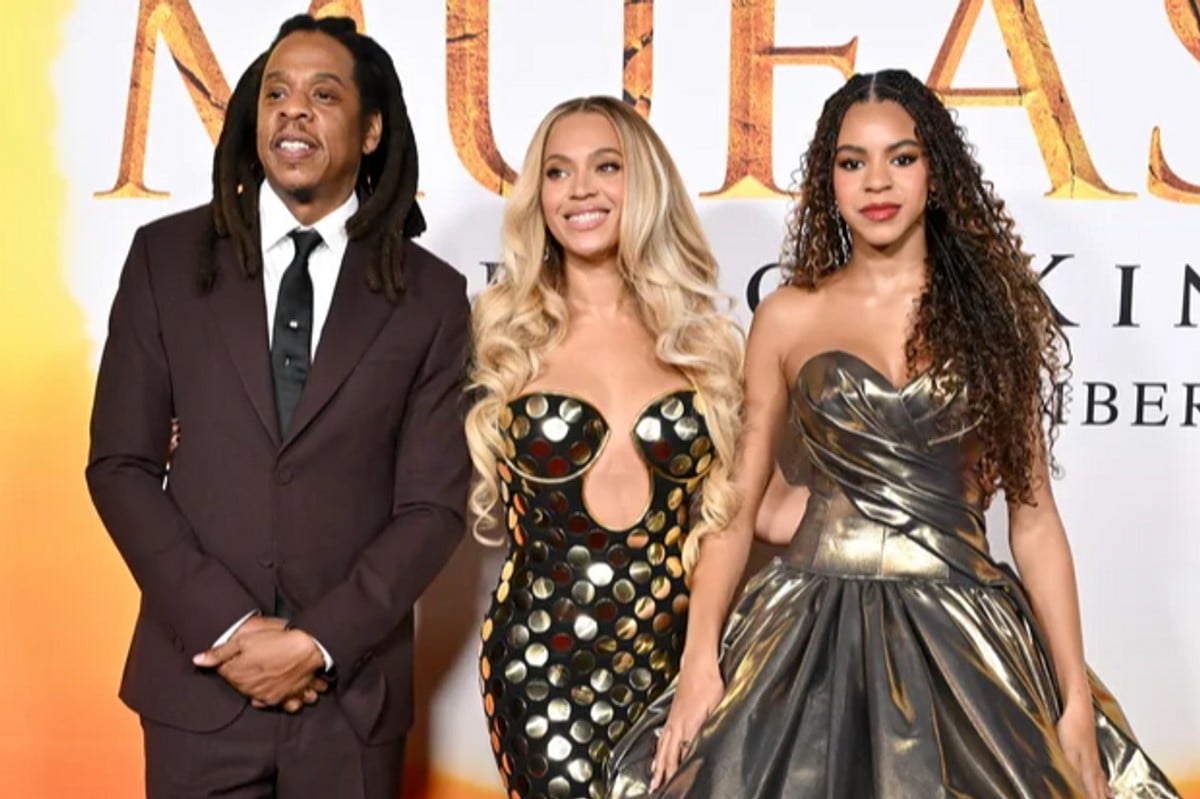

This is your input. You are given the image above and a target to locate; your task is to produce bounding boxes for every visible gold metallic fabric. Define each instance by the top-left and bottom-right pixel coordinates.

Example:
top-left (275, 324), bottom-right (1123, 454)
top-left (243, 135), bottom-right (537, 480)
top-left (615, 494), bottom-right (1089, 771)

top-left (482, 390), bottom-right (713, 799)
top-left (605, 352), bottom-right (1179, 799)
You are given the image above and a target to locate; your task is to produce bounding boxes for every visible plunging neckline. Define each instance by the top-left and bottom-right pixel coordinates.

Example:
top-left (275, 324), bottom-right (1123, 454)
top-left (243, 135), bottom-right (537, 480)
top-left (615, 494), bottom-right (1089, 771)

top-left (505, 386), bottom-right (700, 532)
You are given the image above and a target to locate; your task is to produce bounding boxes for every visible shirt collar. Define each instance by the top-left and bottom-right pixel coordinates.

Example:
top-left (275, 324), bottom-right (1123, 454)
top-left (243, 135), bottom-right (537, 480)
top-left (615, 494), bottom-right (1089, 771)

top-left (258, 182), bottom-right (359, 253)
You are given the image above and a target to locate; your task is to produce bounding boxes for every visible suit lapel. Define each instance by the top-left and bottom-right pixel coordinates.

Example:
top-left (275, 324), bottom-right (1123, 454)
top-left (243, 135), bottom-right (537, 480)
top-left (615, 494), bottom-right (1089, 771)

top-left (282, 236), bottom-right (394, 448)
top-left (210, 237), bottom-right (281, 445)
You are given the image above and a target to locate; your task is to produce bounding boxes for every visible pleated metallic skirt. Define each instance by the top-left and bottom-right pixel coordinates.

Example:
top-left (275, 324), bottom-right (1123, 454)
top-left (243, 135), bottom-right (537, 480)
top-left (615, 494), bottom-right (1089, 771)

top-left (604, 496), bottom-right (1180, 799)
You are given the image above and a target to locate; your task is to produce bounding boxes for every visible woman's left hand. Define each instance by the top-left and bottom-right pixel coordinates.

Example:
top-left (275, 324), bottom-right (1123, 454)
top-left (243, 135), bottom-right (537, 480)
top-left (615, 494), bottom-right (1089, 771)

top-left (1056, 702), bottom-right (1112, 799)
top-left (649, 658), bottom-right (724, 792)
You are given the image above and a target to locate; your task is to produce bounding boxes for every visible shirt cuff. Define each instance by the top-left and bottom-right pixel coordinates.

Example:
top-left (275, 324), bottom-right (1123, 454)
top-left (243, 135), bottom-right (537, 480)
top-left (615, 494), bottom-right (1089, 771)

top-left (212, 610), bottom-right (259, 647)
top-left (311, 637), bottom-right (334, 673)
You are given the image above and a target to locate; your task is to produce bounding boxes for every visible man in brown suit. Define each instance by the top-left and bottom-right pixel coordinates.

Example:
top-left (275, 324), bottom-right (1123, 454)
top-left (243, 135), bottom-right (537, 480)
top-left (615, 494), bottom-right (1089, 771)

top-left (86, 15), bottom-right (470, 797)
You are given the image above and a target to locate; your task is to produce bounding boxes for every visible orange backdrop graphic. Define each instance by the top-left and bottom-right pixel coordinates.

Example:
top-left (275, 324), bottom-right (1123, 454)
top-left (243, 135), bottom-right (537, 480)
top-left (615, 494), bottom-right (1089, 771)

top-left (1, 2), bottom-right (1198, 798)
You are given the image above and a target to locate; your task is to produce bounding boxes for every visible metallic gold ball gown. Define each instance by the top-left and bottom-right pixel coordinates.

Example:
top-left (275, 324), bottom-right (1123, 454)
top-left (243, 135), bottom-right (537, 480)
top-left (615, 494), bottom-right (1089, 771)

top-left (605, 351), bottom-right (1179, 799)
top-left (481, 389), bottom-right (714, 799)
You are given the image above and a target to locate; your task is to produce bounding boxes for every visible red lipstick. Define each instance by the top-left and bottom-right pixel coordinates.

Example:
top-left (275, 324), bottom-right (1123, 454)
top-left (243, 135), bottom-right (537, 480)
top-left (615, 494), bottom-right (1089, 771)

top-left (861, 203), bottom-right (900, 222)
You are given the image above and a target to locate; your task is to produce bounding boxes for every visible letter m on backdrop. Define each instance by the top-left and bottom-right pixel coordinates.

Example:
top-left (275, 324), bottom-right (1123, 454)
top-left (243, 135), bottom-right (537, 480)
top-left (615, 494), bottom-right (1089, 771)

top-left (97, 0), bottom-right (363, 198)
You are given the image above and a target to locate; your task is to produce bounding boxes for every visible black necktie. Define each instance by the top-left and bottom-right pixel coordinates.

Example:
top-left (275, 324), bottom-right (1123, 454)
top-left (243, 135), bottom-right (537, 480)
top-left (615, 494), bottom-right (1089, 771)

top-left (271, 229), bottom-right (322, 436)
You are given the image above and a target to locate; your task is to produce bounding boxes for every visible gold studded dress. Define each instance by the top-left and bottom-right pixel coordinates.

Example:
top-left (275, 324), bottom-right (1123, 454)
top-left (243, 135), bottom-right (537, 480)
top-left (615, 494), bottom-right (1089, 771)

top-left (604, 352), bottom-right (1180, 799)
top-left (480, 389), bottom-right (714, 799)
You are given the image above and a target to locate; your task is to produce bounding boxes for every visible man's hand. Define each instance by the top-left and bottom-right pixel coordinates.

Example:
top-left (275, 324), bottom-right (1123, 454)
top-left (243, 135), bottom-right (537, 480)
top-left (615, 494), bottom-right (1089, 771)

top-left (193, 620), bottom-right (327, 712)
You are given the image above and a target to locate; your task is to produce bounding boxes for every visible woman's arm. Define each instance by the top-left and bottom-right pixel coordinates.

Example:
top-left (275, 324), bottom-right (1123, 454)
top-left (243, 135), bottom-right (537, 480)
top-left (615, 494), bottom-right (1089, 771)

top-left (650, 293), bottom-right (794, 787)
top-left (1008, 452), bottom-right (1111, 799)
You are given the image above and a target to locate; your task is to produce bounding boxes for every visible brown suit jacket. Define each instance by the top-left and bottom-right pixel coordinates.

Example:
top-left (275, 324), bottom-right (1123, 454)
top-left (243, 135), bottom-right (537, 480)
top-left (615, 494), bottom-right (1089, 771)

top-left (86, 205), bottom-right (471, 744)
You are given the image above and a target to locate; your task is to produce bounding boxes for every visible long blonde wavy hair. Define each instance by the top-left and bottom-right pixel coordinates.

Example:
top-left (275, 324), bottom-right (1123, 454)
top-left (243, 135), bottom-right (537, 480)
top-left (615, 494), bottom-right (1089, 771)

top-left (466, 96), bottom-right (743, 572)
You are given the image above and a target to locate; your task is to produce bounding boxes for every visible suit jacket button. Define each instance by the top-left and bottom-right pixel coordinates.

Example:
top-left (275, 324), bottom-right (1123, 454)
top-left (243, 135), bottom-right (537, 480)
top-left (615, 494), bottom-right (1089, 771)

top-left (257, 554), bottom-right (275, 569)
top-left (275, 468), bottom-right (293, 485)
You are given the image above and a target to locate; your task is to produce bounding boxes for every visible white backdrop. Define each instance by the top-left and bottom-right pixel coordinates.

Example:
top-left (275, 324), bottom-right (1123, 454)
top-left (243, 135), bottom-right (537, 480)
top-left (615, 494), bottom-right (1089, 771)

top-left (55, 0), bottom-right (1200, 789)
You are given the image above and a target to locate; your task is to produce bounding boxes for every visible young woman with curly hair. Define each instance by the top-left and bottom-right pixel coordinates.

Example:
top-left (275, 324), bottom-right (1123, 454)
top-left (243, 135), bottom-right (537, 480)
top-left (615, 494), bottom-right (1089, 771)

top-left (467, 96), bottom-right (744, 799)
top-left (605, 69), bottom-right (1179, 799)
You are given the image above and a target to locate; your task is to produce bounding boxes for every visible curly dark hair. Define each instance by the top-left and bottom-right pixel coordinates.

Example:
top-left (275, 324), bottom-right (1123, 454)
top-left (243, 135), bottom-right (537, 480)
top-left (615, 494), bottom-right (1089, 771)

top-left (781, 69), bottom-right (1070, 504)
top-left (204, 14), bottom-right (425, 298)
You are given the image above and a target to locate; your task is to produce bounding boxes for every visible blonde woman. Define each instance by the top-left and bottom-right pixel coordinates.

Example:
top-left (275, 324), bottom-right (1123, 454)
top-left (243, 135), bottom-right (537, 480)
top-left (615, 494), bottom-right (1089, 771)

top-left (466, 96), bottom-right (743, 799)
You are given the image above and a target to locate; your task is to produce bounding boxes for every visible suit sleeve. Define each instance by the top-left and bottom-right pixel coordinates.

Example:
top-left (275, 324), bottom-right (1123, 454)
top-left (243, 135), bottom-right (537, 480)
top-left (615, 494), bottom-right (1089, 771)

top-left (291, 279), bottom-right (472, 680)
top-left (86, 228), bottom-right (260, 655)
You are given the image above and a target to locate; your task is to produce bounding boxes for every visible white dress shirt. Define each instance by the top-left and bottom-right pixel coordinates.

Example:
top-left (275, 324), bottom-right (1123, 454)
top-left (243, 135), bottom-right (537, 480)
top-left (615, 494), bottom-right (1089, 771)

top-left (260, 182), bottom-right (358, 354)
top-left (211, 184), bottom-right (358, 672)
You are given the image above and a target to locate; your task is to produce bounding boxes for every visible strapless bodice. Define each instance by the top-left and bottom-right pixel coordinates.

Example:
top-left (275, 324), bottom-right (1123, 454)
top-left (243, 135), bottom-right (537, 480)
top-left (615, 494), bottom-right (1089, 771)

top-left (783, 350), bottom-right (992, 582)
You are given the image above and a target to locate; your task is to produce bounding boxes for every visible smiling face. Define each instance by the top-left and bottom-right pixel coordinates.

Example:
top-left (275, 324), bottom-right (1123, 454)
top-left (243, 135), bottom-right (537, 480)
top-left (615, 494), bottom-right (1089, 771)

top-left (539, 111), bottom-right (625, 269)
top-left (831, 99), bottom-right (930, 255)
top-left (255, 30), bottom-right (382, 225)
